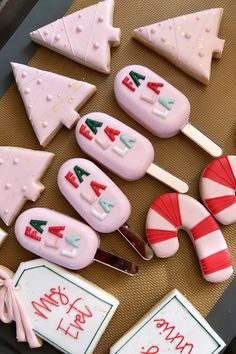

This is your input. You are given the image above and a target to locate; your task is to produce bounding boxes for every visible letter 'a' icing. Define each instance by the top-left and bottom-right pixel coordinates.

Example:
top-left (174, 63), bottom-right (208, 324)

top-left (146, 193), bottom-right (233, 282)
top-left (133, 8), bottom-right (225, 84)
top-left (15, 208), bottom-right (100, 270)
top-left (11, 63), bottom-right (96, 147)
top-left (58, 158), bottom-right (131, 233)
top-left (30, 0), bottom-right (121, 74)
top-left (114, 65), bottom-right (222, 157)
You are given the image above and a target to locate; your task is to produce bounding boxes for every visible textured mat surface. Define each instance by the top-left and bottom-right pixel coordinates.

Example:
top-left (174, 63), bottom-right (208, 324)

top-left (0, 0), bottom-right (236, 353)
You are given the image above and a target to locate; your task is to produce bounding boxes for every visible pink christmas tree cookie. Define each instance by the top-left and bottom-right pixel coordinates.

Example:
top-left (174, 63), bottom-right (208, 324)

top-left (30, 0), bottom-right (121, 74)
top-left (12, 63), bottom-right (96, 147)
top-left (0, 147), bottom-right (54, 226)
top-left (133, 8), bottom-right (225, 84)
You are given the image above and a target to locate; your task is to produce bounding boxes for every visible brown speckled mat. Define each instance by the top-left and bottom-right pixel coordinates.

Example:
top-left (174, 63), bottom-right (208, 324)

top-left (0, 0), bottom-right (236, 353)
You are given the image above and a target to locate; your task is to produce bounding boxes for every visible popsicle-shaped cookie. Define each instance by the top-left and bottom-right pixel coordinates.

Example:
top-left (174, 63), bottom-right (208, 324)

top-left (11, 63), bottom-right (96, 147)
top-left (58, 158), bottom-right (153, 260)
top-left (114, 65), bottom-right (222, 157)
top-left (133, 8), bottom-right (225, 84)
top-left (15, 208), bottom-right (138, 276)
top-left (75, 112), bottom-right (188, 193)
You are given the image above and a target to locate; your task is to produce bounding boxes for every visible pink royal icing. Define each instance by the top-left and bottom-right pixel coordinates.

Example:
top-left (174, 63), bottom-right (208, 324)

top-left (114, 65), bottom-right (190, 138)
top-left (57, 158), bottom-right (131, 233)
top-left (30, 0), bottom-right (121, 74)
top-left (0, 267), bottom-right (41, 348)
top-left (76, 112), bottom-right (154, 180)
top-left (133, 8), bottom-right (225, 84)
top-left (11, 63), bottom-right (96, 147)
top-left (146, 193), bottom-right (233, 282)
top-left (200, 155), bottom-right (236, 225)
top-left (15, 208), bottom-right (100, 270)
top-left (0, 147), bottom-right (54, 226)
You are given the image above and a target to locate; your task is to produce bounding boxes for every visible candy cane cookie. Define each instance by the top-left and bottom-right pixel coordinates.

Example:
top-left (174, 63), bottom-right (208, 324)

top-left (200, 155), bottom-right (236, 225)
top-left (146, 193), bottom-right (233, 282)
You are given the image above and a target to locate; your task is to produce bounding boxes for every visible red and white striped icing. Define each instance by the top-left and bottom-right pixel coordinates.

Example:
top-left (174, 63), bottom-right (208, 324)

top-left (200, 155), bottom-right (236, 225)
top-left (146, 193), bottom-right (233, 282)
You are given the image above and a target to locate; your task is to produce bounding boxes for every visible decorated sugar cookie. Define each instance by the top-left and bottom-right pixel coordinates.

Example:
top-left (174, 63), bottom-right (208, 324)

top-left (30, 0), bottom-right (121, 74)
top-left (76, 112), bottom-right (188, 192)
top-left (114, 65), bottom-right (223, 157)
top-left (0, 147), bottom-right (54, 226)
top-left (12, 63), bottom-right (96, 147)
top-left (200, 155), bottom-right (236, 225)
top-left (146, 193), bottom-right (233, 282)
top-left (0, 264), bottom-right (42, 348)
top-left (58, 158), bottom-right (153, 260)
top-left (0, 259), bottom-right (119, 353)
top-left (15, 208), bottom-right (139, 275)
top-left (133, 8), bottom-right (225, 84)
top-left (110, 289), bottom-right (225, 354)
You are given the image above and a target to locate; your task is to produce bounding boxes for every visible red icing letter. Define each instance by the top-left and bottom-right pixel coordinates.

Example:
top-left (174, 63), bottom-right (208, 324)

top-left (31, 297), bottom-right (59, 319)
top-left (104, 126), bottom-right (120, 142)
top-left (122, 76), bottom-right (136, 92)
top-left (65, 171), bottom-right (79, 188)
top-left (25, 226), bottom-right (41, 241)
top-left (147, 82), bottom-right (164, 95)
top-left (57, 318), bottom-right (79, 339)
top-left (79, 124), bottom-right (93, 140)
top-left (90, 181), bottom-right (107, 197)
top-left (48, 226), bottom-right (65, 238)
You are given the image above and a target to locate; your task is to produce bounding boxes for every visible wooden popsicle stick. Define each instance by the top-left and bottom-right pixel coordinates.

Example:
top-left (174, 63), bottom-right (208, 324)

top-left (146, 163), bottom-right (189, 193)
top-left (94, 248), bottom-right (139, 276)
top-left (118, 223), bottom-right (154, 260)
top-left (181, 123), bottom-right (223, 157)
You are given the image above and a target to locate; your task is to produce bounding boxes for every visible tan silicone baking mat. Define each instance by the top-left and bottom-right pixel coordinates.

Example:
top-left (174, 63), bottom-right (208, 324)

top-left (0, 0), bottom-right (236, 352)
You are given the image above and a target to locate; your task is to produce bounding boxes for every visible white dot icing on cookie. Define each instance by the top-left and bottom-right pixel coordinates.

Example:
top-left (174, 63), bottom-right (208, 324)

top-left (98, 16), bottom-right (104, 22)
top-left (93, 41), bottom-right (100, 49)
top-left (67, 97), bottom-right (74, 103)
top-left (4, 209), bottom-right (8, 214)
top-left (13, 158), bottom-right (19, 165)
top-left (199, 50), bottom-right (205, 57)
top-left (44, 30), bottom-right (49, 35)
top-left (151, 28), bottom-right (156, 34)
top-left (24, 88), bottom-right (30, 94)
top-left (185, 33), bottom-right (191, 39)
top-left (0, 159), bottom-right (3, 165)
top-left (205, 27), bottom-right (211, 33)
top-left (78, 13), bottom-right (82, 18)
top-left (76, 25), bottom-right (83, 32)
top-left (55, 34), bottom-right (61, 41)
top-left (5, 183), bottom-right (11, 190)
top-left (161, 37), bottom-right (167, 42)
top-left (42, 122), bottom-right (48, 128)
top-left (21, 71), bottom-right (27, 78)
top-left (21, 185), bottom-right (27, 192)
top-left (47, 94), bottom-right (53, 101)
